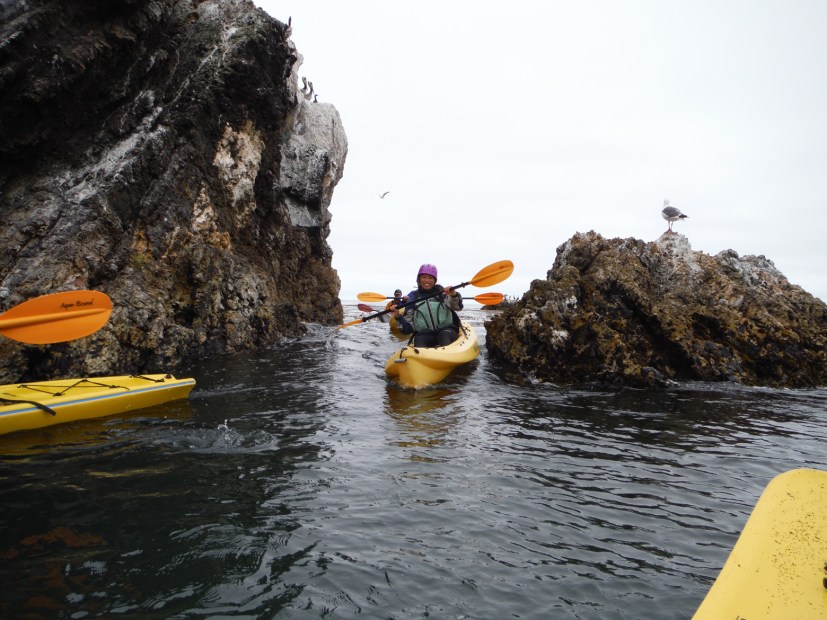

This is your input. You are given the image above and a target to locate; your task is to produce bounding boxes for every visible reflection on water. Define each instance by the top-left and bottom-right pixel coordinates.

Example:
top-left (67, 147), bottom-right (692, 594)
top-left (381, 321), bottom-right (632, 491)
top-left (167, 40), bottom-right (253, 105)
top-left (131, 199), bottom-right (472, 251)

top-left (0, 399), bottom-right (194, 457)
top-left (0, 304), bottom-right (825, 619)
top-left (384, 386), bottom-right (462, 448)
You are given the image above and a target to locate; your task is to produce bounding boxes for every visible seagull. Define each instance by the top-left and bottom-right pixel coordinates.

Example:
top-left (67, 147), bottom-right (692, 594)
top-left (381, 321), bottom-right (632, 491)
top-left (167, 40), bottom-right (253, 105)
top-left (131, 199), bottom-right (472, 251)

top-left (304, 81), bottom-right (314, 101)
top-left (300, 76), bottom-right (308, 97)
top-left (379, 191), bottom-right (390, 199)
top-left (661, 199), bottom-right (688, 233)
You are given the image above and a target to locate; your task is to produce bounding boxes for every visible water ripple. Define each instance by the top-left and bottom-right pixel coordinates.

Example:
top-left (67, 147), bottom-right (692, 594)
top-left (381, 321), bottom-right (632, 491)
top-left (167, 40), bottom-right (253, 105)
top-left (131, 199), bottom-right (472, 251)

top-left (0, 306), bottom-right (824, 618)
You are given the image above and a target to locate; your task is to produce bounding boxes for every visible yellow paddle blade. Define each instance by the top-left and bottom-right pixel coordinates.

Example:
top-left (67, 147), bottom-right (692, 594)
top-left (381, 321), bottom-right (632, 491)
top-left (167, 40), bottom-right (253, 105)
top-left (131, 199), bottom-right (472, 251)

top-left (474, 292), bottom-right (504, 305)
top-left (336, 317), bottom-right (366, 330)
top-left (469, 260), bottom-right (513, 288)
top-left (0, 290), bottom-right (112, 344)
top-left (357, 292), bottom-right (388, 302)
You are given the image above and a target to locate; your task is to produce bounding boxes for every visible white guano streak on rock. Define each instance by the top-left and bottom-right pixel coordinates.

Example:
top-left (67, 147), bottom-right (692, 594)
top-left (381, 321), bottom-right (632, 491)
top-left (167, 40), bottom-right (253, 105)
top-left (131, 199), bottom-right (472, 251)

top-left (279, 100), bottom-right (347, 228)
top-left (213, 122), bottom-right (263, 223)
top-left (65, 103), bottom-right (165, 205)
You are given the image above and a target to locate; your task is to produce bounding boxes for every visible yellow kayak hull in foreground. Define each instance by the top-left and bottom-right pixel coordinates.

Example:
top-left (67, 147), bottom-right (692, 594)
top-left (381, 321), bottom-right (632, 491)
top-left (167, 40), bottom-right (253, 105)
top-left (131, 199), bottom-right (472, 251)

top-left (385, 322), bottom-right (480, 388)
top-left (0, 374), bottom-right (196, 436)
top-left (693, 468), bottom-right (827, 619)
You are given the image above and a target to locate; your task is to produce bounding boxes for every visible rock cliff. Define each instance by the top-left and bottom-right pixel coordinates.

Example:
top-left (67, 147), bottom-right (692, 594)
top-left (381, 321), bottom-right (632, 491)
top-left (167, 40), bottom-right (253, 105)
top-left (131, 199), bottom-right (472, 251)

top-left (0, 0), bottom-right (346, 382)
top-left (485, 231), bottom-right (827, 388)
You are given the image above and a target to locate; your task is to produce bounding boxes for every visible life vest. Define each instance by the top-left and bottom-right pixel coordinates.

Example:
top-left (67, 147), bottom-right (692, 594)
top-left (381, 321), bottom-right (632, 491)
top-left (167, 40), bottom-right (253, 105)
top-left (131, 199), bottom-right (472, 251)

top-left (410, 296), bottom-right (454, 333)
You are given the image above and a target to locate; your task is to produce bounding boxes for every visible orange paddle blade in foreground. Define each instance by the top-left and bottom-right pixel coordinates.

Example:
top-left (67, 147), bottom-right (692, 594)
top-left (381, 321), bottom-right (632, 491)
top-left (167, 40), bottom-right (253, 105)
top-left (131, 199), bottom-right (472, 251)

top-left (0, 290), bottom-right (113, 344)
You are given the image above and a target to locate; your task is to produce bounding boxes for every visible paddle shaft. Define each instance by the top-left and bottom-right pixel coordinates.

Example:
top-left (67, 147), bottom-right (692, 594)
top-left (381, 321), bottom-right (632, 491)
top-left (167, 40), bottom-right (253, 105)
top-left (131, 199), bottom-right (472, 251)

top-left (0, 307), bottom-right (108, 330)
top-left (338, 260), bottom-right (513, 329)
top-left (359, 292), bottom-right (503, 304)
top-left (346, 282), bottom-right (472, 327)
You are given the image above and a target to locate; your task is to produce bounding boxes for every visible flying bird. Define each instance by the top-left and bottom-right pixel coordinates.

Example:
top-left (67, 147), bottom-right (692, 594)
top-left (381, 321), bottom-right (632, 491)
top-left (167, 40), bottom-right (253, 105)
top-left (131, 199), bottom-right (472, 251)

top-left (661, 199), bottom-right (688, 233)
top-left (379, 191), bottom-right (390, 199)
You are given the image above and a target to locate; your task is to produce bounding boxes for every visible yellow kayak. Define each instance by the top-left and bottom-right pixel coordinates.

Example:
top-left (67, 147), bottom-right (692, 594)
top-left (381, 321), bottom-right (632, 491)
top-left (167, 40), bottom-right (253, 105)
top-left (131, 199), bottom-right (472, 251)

top-left (384, 302), bottom-right (407, 338)
top-left (384, 321), bottom-right (480, 388)
top-left (693, 468), bottom-right (827, 619)
top-left (0, 374), bottom-right (196, 436)
top-left (389, 315), bottom-right (407, 338)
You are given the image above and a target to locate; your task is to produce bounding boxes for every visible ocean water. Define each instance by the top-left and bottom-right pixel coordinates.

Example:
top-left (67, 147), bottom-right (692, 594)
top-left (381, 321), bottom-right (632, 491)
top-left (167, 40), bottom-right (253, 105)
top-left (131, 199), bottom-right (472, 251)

top-left (0, 303), bottom-right (825, 619)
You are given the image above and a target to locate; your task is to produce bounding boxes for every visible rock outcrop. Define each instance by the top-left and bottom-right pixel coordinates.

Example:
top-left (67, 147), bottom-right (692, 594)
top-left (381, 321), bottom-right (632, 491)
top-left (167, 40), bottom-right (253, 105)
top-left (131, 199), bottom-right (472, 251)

top-left (485, 231), bottom-right (827, 388)
top-left (0, 0), bottom-right (346, 382)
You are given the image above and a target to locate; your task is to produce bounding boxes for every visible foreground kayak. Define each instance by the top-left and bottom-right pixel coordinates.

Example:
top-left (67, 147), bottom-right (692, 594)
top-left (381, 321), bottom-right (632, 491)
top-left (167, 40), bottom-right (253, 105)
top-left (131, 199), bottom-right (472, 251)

top-left (693, 468), bottom-right (827, 619)
top-left (384, 321), bottom-right (480, 388)
top-left (0, 374), bottom-right (196, 436)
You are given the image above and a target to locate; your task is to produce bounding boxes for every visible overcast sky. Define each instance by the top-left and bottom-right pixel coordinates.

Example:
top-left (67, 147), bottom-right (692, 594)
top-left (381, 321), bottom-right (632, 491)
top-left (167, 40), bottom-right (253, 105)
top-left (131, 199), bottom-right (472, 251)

top-left (256, 1), bottom-right (826, 303)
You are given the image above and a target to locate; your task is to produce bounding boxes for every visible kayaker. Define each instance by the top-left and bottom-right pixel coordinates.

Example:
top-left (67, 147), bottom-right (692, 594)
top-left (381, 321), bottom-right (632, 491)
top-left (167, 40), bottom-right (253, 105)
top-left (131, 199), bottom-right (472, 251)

top-left (385, 289), bottom-right (404, 311)
top-left (392, 264), bottom-right (463, 347)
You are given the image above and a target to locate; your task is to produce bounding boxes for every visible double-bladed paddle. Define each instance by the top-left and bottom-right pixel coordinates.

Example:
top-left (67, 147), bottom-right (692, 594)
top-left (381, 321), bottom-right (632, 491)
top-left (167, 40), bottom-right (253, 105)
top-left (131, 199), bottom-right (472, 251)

top-left (357, 303), bottom-right (393, 323)
top-left (358, 291), bottom-right (505, 306)
top-left (337, 260), bottom-right (513, 330)
top-left (357, 294), bottom-right (396, 303)
top-left (0, 290), bottom-right (113, 344)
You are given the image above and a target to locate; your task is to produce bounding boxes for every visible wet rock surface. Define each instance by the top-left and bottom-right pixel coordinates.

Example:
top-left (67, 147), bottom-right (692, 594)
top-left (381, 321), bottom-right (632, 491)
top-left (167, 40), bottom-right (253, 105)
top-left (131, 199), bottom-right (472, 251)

top-left (485, 231), bottom-right (827, 388)
top-left (0, 0), bottom-right (346, 381)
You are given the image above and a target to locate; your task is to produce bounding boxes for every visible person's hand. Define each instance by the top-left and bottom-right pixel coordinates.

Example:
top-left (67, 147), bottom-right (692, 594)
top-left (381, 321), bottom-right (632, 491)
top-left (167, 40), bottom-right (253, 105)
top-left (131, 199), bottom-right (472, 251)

top-left (444, 286), bottom-right (457, 297)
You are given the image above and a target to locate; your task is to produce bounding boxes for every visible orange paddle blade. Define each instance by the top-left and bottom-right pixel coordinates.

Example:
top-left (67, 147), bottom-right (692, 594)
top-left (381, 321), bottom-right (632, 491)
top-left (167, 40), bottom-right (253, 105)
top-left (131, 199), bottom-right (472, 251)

top-left (0, 290), bottom-right (112, 344)
top-left (469, 260), bottom-right (513, 288)
top-left (336, 317), bottom-right (366, 330)
top-left (357, 292), bottom-right (388, 302)
top-left (474, 292), bottom-right (504, 305)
